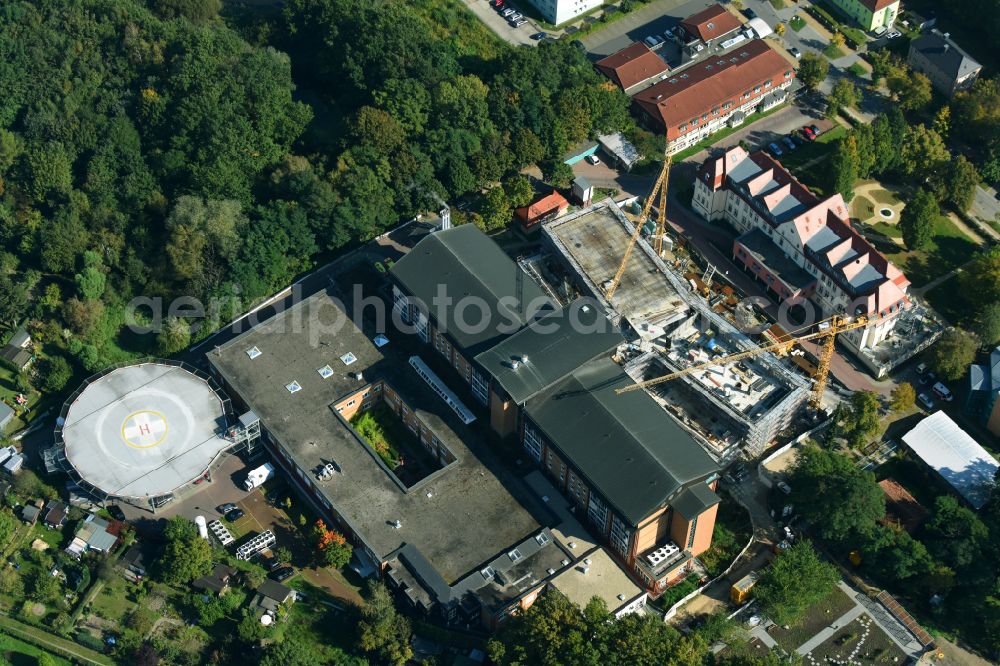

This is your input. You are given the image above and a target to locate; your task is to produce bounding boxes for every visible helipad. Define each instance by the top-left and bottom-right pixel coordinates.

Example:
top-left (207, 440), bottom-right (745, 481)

top-left (60, 363), bottom-right (233, 499)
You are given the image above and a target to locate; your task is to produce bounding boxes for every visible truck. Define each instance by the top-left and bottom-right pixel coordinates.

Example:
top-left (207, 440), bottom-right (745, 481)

top-left (244, 463), bottom-right (274, 491)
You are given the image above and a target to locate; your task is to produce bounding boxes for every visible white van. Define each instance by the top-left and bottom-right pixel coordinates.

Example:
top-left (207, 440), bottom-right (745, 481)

top-left (932, 382), bottom-right (954, 401)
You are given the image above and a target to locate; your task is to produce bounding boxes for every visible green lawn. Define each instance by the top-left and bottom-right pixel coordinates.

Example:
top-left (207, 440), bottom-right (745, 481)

top-left (88, 577), bottom-right (137, 624)
top-left (923, 274), bottom-right (965, 325)
top-left (789, 15), bottom-right (806, 31)
top-left (778, 124), bottom-right (848, 174)
top-left (848, 62), bottom-right (866, 77)
top-left (807, 616), bottom-right (908, 664)
top-left (769, 0), bottom-right (786, 8)
top-left (869, 221), bottom-right (902, 239)
top-left (699, 495), bottom-right (752, 577)
top-left (882, 215), bottom-right (978, 287)
top-left (824, 44), bottom-right (848, 60)
top-left (768, 586), bottom-right (856, 652)
top-left (0, 630), bottom-right (73, 666)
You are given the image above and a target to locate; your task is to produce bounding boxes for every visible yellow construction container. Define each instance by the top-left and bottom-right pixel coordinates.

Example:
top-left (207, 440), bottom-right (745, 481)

top-left (730, 572), bottom-right (759, 605)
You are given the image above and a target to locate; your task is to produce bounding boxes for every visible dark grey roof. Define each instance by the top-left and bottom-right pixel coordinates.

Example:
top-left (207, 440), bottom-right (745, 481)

top-left (0, 346), bottom-right (31, 368)
top-left (671, 482), bottom-right (720, 520)
top-left (911, 33), bottom-right (981, 80)
top-left (525, 357), bottom-right (718, 525)
top-left (573, 176), bottom-right (592, 190)
top-left (390, 225), bottom-right (554, 355)
top-left (257, 579), bottom-right (293, 603)
top-left (0, 402), bottom-right (12, 427)
top-left (970, 346), bottom-right (1000, 394)
top-left (208, 288), bottom-right (549, 584)
top-left (475, 300), bottom-right (624, 404)
top-left (737, 229), bottom-right (815, 291)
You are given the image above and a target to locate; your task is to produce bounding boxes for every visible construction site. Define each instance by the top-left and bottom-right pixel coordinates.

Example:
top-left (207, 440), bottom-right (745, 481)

top-left (540, 197), bottom-right (809, 461)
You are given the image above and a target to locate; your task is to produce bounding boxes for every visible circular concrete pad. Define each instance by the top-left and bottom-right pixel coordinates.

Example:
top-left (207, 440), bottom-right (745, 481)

top-left (62, 363), bottom-right (231, 499)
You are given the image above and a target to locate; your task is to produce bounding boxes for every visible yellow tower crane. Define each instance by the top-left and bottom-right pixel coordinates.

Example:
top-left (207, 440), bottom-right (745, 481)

top-left (605, 152), bottom-right (673, 301)
top-left (616, 315), bottom-right (870, 410)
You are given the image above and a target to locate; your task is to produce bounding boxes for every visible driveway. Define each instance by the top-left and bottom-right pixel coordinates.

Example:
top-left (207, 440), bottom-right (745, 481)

top-left (969, 185), bottom-right (1000, 241)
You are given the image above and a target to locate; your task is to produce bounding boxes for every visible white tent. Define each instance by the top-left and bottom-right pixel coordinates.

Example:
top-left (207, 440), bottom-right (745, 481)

top-left (901, 411), bottom-right (998, 509)
top-left (746, 18), bottom-right (773, 40)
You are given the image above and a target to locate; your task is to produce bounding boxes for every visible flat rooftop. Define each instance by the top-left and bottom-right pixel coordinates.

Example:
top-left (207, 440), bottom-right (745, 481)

top-left (544, 200), bottom-right (690, 340)
top-left (550, 546), bottom-right (644, 613)
top-left (209, 287), bottom-right (549, 583)
top-left (60, 363), bottom-right (232, 499)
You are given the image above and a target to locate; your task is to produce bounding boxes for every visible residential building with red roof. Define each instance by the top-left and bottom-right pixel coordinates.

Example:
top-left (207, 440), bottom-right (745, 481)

top-left (514, 191), bottom-right (569, 234)
top-left (693, 145), bottom-right (911, 352)
top-left (633, 39), bottom-right (794, 154)
top-left (677, 3), bottom-right (742, 45)
top-left (594, 43), bottom-right (669, 93)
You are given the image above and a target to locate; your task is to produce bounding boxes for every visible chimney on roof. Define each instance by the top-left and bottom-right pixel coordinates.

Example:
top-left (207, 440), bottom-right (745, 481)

top-left (943, 32), bottom-right (950, 39)
top-left (943, 43), bottom-right (950, 52)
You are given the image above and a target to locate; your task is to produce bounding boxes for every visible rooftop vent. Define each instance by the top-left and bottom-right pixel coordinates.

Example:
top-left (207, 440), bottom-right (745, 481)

top-left (707, 22), bottom-right (714, 29)
top-left (568, 542), bottom-right (577, 549)
top-left (246, 346), bottom-right (262, 359)
top-left (519, 354), bottom-right (529, 364)
top-left (584, 558), bottom-right (592, 566)
top-left (561, 559), bottom-right (570, 567)
top-left (547, 568), bottom-right (556, 575)
top-left (392, 520), bottom-right (402, 529)
top-left (285, 381), bottom-right (302, 394)
top-left (317, 365), bottom-right (334, 379)
top-left (581, 566), bottom-right (590, 574)
top-left (617, 593), bottom-right (626, 601)
top-left (354, 371), bottom-right (364, 381)
top-left (340, 352), bottom-right (357, 365)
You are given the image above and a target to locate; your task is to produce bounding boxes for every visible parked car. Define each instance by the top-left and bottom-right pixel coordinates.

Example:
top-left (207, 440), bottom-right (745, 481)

top-left (919, 371), bottom-right (937, 386)
top-left (768, 142), bottom-right (783, 157)
top-left (271, 567), bottom-right (295, 582)
top-left (644, 36), bottom-right (662, 47)
top-left (217, 503), bottom-right (238, 515)
top-left (530, 32), bottom-right (548, 40)
top-left (502, 8), bottom-right (514, 17)
top-left (743, 8), bottom-right (757, 19)
top-left (916, 362), bottom-right (928, 374)
top-left (790, 132), bottom-right (807, 146)
top-left (800, 126), bottom-right (817, 140)
top-left (107, 505), bottom-right (127, 521)
top-left (513, 18), bottom-right (527, 27)
top-left (932, 382), bottom-right (954, 401)
top-left (808, 124), bottom-right (822, 137)
top-left (508, 12), bottom-right (522, 21)
top-left (789, 47), bottom-right (802, 59)
top-left (873, 26), bottom-right (888, 38)
top-left (225, 508), bottom-right (245, 522)
top-left (918, 393), bottom-right (935, 410)
top-left (585, 154), bottom-right (601, 165)
top-left (887, 30), bottom-right (902, 39)
top-left (269, 558), bottom-right (286, 572)
top-left (782, 136), bottom-right (796, 151)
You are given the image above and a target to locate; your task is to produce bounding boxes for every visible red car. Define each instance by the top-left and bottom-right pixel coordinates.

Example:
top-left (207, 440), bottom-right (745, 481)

top-left (800, 126), bottom-right (817, 140)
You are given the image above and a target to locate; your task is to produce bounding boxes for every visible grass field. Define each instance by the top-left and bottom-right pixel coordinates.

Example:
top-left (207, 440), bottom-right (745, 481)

top-left (0, 631), bottom-right (73, 666)
top-left (824, 44), bottom-right (847, 60)
top-left (768, 585), bottom-right (856, 652)
top-left (881, 215), bottom-right (978, 287)
top-left (778, 124), bottom-right (848, 174)
top-left (923, 274), bottom-right (966, 325)
top-left (789, 15), bottom-right (806, 31)
top-left (806, 615), bottom-right (908, 664)
top-left (869, 221), bottom-right (902, 238)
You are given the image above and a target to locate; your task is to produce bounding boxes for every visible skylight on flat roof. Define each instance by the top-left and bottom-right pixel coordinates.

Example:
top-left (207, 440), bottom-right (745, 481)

top-left (480, 566), bottom-right (496, 580)
top-left (285, 381), bottom-right (302, 394)
top-left (508, 549), bottom-right (522, 562)
top-left (246, 346), bottom-right (261, 359)
top-left (535, 532), bottom-right (550, 546)
top-left (317, 365), bottom-right (334, 379)
top-left (373, 334), bottom-right (389, 348)
top-left (340, 352), bottom-right (357, 365)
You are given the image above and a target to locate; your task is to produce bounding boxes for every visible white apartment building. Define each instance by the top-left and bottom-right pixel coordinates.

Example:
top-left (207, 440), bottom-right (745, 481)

top-left (525, 0), bottom-right (602, 26)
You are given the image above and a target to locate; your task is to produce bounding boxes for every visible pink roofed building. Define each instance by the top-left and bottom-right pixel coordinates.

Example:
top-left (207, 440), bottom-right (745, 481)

top-left (692, 145), bottom-right (910, 352)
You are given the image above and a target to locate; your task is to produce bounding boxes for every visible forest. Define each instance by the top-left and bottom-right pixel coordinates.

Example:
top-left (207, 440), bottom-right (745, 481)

top-left (0, 0), bottom-right (630, 379)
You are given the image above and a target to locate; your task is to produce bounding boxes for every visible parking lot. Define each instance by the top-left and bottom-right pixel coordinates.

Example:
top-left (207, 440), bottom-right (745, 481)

top-left (462, 0), bottom-right (542, 46)
top-left (582, 0), bottom-right (717, 57)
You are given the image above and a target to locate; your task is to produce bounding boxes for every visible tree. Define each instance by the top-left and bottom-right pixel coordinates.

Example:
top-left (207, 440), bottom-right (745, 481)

top-left (902, 124), bottom-right (949, 182)
top-left (40, 356), bottom-right (73, 393)
top-left (924, 495), bottom-right (988, 572)
top-left (753, 540), bottom-right (839, 626)
top-left (960, 247), bottom-right (1000, 311)
top-left (863, 526), bottom-right (935, 583)
top-left (887, 69), bottom-right (932, 111)
top-left (274, 547), bottom-right (292, 565)
top-left (925, 328), bottom-right (978, 381)
top-left (830, 32), bottom-right (846, 49)
top-left (156, 318), bottom-right (191, 356)
top-left (775, 23), bottom-right (786, 36)
top-left (312, 519), bottom-right (353, 569)
top-left (0, 275), bottom-right (27, 329)
top-left (542, 161), bottom-right (574, 188)
top-left (839, 390), bottom-right (882, 448)
top-left (933, 106), bottom-right (951, 140)
top-left (358, 581), bottom-right (413, 666)
top-left (155, 0), bottom-right (222, 23)
top-left (951, 77), bottom-right (1000, 155)
top-left (788, 446), bottom-right (884, 542)
top-left (797, 53), bottom-right (829, 91)
top-left (974, 302), bottom-right (1000, 346)
top-left (36, 654), bottom-right (59, 666)
top-left (157, 518), bottom-right (212, 585)
top-left (828, 79), bottom-right (861, 119)
top-left (479, 187), bottom-right (512, 231)
top-left (941, 154), bottom-right (980, 212)
top-left (890, 382), bottom-right (916, 412)
top-left (0, 509), bottom-right (15, 549)
top-left (899, 187), bottom-right (937, 251)
top-left (828, 136), bottom-right (858, 201)
top-left (504, 175), bottom-right (535, 209)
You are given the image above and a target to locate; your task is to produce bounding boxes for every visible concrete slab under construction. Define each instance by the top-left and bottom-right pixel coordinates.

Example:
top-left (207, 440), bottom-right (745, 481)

top-left (543, 200), bottom-right (689, 341)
